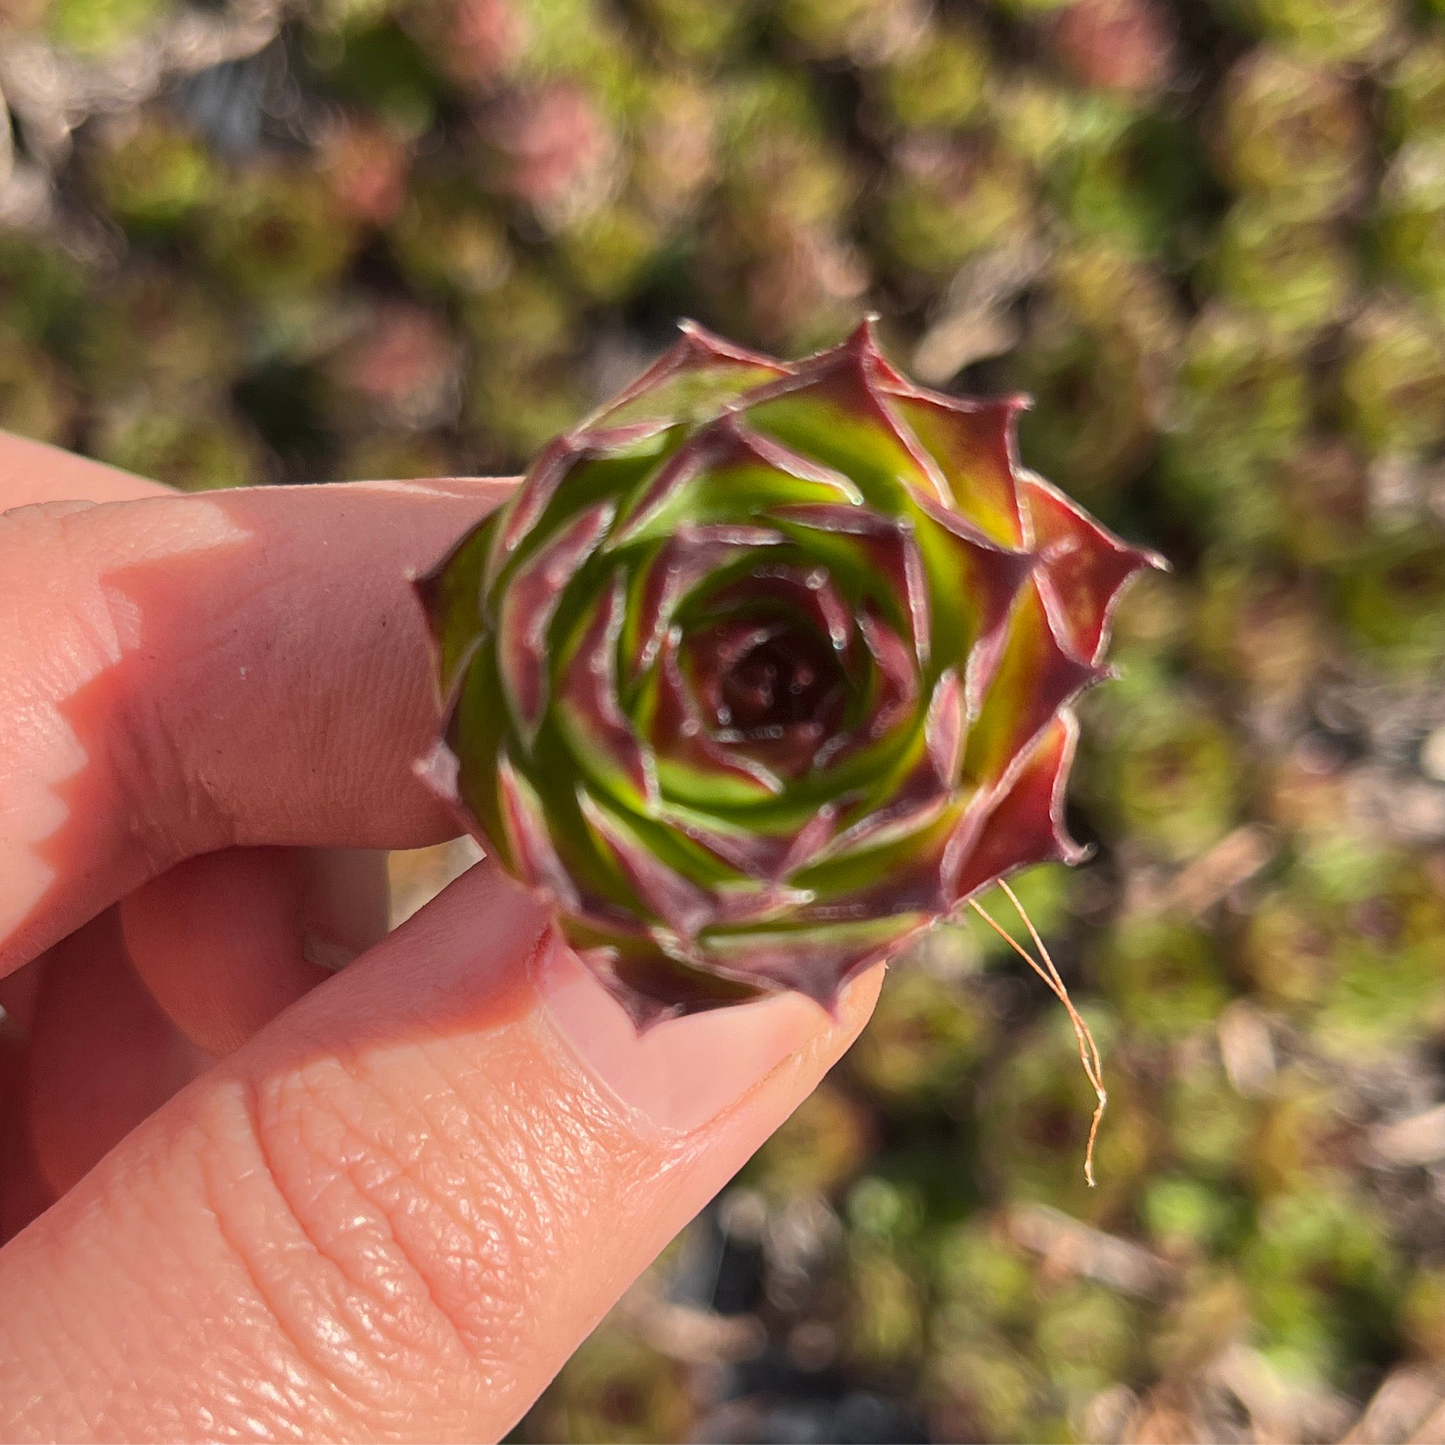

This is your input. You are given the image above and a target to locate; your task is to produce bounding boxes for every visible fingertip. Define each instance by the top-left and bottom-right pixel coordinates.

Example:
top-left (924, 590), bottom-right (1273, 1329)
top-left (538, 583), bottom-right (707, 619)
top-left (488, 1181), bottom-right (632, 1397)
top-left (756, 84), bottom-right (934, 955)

top-left (533, 943), bottom-right (880, 1136)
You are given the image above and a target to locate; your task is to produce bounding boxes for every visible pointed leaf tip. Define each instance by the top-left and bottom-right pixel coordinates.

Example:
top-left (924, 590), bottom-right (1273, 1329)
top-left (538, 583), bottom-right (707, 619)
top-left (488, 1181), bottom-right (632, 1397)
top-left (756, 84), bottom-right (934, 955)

top-left (834, 313), bottom-right (911, 390)
top-left (951, 710), bottom-right (1086, 905)
top-left (1022, 474), bottom-right (1168, 664)
top-left (675, 318), bottom-right (793, 372)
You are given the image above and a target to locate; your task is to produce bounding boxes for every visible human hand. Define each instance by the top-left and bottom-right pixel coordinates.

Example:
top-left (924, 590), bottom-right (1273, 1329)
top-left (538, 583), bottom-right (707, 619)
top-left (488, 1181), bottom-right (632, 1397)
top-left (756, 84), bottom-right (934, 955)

top-left (0, 432), bottom-right (883, 1442)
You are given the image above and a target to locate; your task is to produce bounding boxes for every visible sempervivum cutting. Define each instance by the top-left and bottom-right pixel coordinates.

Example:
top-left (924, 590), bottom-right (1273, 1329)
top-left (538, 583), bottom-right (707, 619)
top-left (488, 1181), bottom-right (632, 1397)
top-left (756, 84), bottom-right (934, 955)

top-left (420, 320), bottom-right (1162, 1026)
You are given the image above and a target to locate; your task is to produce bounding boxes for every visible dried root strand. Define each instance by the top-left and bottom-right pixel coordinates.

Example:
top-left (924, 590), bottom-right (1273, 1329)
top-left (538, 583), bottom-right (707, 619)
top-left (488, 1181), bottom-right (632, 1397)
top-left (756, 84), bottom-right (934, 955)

top-left (969, 879), bottom-right (1106, 1187)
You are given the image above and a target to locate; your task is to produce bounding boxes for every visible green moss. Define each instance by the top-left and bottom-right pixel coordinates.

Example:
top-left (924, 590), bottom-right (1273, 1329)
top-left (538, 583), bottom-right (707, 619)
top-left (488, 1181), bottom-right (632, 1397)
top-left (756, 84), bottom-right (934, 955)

top-left (848, 970), bottom-right (993, 1111)
top-left (90, 113), bottom-right (214, 235)
top-left (1243, 1188), bottom-right (1403, 1384)
top-left (1098, 916), bottom-right (1232, 1040)
top-left (47, 0), bottom-right (163, 52)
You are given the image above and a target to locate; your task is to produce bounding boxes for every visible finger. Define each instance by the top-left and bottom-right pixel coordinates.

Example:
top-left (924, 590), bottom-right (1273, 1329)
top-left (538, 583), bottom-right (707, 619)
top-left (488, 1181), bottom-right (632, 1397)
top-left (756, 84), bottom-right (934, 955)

top-left (120, 846), bottom-right (391, 1056)
top-left (0, 974), bottom-right (40, 1240)
top-left (0, 1023), bottom-right (23, 1198)
top-left (0, 431), bottom-right (167, 510)
top-left (24, 912), bottom-right (210, 1198)
top-left (0, 1124), bottom-right (52, 1247)
top-left (0, 952), bottom-right (45, 1033)
top-left (0, 968), bottom-right (51, 1243)
top-left (0, 861), bottom-right (884, 1442)
top-left (0, 477), bottom-right (513, 974)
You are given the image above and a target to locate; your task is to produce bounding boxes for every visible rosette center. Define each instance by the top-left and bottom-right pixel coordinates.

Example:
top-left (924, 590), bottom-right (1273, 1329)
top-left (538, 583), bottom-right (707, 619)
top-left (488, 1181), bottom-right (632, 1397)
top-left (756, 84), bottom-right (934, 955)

top-left (709, 622), bottom-right (846, 734)
top-left (678, 606), bottom-right (851, 785)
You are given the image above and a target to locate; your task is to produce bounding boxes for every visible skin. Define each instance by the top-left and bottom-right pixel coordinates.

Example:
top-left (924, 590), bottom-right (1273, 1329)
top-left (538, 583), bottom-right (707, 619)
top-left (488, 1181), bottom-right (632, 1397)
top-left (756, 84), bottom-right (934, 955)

top-left (0, 432), bottom-right (884, 1443)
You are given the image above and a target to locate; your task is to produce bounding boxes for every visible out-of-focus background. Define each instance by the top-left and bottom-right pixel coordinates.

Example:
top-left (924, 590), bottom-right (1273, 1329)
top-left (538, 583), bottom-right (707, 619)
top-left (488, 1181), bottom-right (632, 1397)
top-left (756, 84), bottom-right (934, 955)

top-left (3, 0), bottom-right (1445, 1438)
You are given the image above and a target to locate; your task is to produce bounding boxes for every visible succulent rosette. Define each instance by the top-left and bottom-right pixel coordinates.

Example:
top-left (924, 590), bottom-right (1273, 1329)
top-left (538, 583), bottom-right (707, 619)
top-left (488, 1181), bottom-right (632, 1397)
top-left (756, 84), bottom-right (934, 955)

top-left (420, 321), bottom-right (1161, 1024)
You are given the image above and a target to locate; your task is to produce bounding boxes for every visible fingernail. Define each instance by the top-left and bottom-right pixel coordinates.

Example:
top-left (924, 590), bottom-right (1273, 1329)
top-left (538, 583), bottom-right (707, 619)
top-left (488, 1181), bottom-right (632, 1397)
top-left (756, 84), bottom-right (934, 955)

top-left (301, 849), bottom-right (391, 971)
top-left (535, 937), bottom-right (863, 1134)
top-left (301, 932), bottom-right (359, 973)
top-left (2, 499), bottom-right (97, 521)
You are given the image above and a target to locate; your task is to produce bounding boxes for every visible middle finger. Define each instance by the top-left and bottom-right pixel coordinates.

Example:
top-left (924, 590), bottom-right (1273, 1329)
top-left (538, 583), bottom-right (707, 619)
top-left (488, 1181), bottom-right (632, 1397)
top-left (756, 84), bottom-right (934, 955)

top-left (120, 846), bottom-right (391, 1056)
top-left (25, 911), bottom-right (209, 1198)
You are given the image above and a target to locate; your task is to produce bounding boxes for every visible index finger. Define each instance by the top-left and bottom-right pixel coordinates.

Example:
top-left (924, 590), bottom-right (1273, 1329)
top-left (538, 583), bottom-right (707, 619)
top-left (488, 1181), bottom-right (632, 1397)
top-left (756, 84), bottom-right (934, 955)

top-left (0, 475), bottom-right (513, 975)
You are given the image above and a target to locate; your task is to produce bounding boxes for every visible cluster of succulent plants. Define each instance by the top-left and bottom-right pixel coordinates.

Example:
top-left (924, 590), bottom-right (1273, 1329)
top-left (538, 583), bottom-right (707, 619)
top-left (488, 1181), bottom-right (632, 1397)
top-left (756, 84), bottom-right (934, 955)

top-left (7, 0), bottom-right (1445, 1440)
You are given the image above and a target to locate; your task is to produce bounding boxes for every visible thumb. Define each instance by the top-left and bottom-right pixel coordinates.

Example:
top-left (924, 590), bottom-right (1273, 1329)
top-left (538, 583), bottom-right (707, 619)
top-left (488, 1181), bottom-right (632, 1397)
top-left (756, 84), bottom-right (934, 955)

top-left (0, 862), bottom-right (882, 1443)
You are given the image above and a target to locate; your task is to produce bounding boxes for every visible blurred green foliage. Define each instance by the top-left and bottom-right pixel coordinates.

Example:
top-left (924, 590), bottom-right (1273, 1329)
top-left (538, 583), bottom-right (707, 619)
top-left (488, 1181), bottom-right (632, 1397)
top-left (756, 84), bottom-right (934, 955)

top-left (3, 0), bottom-right (1445, 1439)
